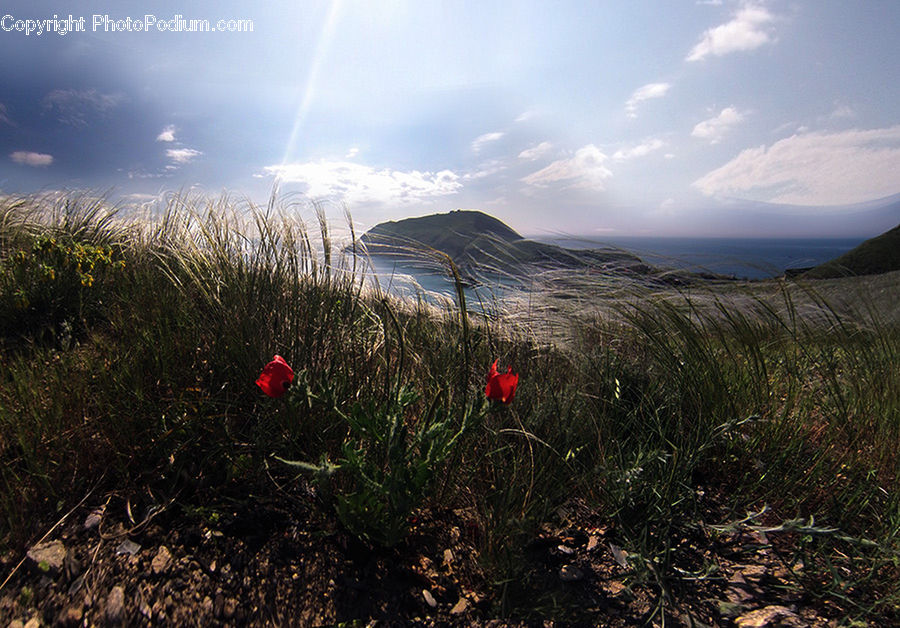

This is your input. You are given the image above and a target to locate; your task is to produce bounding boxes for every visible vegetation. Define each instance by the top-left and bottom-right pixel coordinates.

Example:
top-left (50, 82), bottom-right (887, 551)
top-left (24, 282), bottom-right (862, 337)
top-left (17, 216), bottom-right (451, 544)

top-left (803, 222), bottom-right (900, 278)
top-left (1, 192), bottom-right (898, 624)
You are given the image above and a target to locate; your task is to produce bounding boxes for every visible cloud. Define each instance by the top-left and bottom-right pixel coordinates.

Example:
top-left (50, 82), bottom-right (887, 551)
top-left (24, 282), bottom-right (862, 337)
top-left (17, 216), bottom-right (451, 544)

top-left (463, 160), bottom-right (507, 180)
top-left (687, 6), bottom-right (775, 62)
top-left (42, 89), bottom-right (125, 126)
top-left (471, 132), bottom-right (505, 152)
top-left (691, 107), bottom-right (744, 144)
top-left (515, 110), bottom-right (537, 123)
top-left (345, 147), bottom-right (359, 158)
top-left (166, 148), bottom-right (203, 164)
top-left (0, 103), bottom-right (12, 126)
top-left (692, 126), bottom-right (900, 205)
top-left (521, 144), bottom-right (612, 190)
top-left (10, 151), bottom-right (54, 167)
top-left (613, 138), bottom-right (665, 161)
top-left (263, 160), bottom-right (461, 206)
top-left (518, 141), bottom-right (553, 161)
top-left (156, 125), bottom-right (176, 142)
top-left (625, 83), bottom-right (670, 118)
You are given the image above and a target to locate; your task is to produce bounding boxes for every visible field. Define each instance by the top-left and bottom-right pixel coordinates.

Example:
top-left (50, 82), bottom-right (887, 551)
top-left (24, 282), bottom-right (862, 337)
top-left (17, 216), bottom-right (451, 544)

top-left (1, 192), bottom-right (898, 626)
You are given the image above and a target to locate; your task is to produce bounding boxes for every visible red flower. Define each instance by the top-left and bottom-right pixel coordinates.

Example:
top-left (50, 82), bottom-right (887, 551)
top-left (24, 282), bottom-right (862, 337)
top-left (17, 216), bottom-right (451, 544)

top-left (256, 355), bottom-right (294, 398)
top-left (485, 359), bottom-right (518, 403)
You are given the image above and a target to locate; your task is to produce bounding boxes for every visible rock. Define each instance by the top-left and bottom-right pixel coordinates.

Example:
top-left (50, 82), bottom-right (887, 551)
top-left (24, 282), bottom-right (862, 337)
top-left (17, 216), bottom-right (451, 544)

top-left (8, 620), bottom-right (24, 628)
top-left (224, 598), bottom-right (237, 619)
top-left (54, 604), bottom-right (83, 627)
top-left (27, 540), bottom-right (66, 574)
top-left (422, 589), bottom-right (438, 608)
top-left (559, 565), bottom-right (584, 582)
top-left (105, 586), bottom-right (125, 623)
top-left (442, 548), bottom-right (454, 568)
top-left (735, 605), bottom-right (804, 627)
top-left (450, 597), bottom-right (468, 614)
top-left (151, 546), bottom-right (172, 574)
top-left (115, 540), bottom-right (140, 556)
top-left (556, 544), bottom-right (575, 555)
top-left (83, 511), bottom-right (102, 530)
top-left (609, 543), bottom-right (628, 568)
top-left (23, 618), bottom-right (40, 628)
top-left (586, 535), bottom-right (599, 551)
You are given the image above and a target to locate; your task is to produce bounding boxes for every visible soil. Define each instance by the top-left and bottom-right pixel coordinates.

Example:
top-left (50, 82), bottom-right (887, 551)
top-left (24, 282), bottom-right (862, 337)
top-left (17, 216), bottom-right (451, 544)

top-left (0, 481), bottom-right (854, 627)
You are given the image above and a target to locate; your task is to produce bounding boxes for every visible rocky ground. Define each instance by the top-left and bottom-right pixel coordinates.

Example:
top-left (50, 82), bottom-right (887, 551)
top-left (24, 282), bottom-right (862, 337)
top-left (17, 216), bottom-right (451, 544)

top-left (0, 483), bottom-right (852, 627)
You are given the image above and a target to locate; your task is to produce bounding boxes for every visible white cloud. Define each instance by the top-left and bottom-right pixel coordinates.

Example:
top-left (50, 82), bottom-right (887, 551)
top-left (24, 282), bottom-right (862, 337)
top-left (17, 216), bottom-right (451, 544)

top-left (515, 110), bottom-right (537, 123)
top-left (687, 6), bottom-right (775, 62)
top-left (692, 107), bottom-right (744, 144)
top-left (345, 147), bottom-right (359, 158)
top-left (263, 160), bottom-right (461, 206)
top-left (518, 141), bottom-right (553, 161)
top-left (42, 89), bottom-right (125, 126)
top-left (11, 151), bottom-right (54, 167)
top-left (613, 138), bottom-right (665, 161)
top-left (472, 131), bottom-right (505, 152)
top-left (0, 103), bottom-right (12, 126)
top-left (464, 160), bottom-right (507, 180)
top-left (156, 125), bottom-right (176, 142)
top-left (692, 126), bottom-right (900, 205)
top-left (625, 82), bottom-right (670, 119)
top-left (521, 144), bottom-right (612, 191)
top-left (166, 148), bottom-right (202, 164)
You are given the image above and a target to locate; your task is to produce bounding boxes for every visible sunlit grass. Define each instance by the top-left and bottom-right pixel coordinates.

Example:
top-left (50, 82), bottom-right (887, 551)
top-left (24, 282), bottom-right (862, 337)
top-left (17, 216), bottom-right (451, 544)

top-left (1, 191), bottom-right (897, 622)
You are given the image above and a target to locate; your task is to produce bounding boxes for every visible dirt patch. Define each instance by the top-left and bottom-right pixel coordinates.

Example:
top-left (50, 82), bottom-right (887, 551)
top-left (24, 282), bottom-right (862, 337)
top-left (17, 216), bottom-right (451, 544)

top-left (0, 485), bottom-right (856, 626)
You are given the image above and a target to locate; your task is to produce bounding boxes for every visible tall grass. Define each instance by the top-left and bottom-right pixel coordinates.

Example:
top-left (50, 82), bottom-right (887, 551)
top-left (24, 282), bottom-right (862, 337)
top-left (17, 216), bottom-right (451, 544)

top-left (0, 191), bottom-right (897, 622)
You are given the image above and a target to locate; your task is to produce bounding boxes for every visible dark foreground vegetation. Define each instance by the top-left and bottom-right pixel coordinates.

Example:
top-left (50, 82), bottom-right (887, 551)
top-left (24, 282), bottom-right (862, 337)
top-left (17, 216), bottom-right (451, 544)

top-left (1, 192), bottom-right (898, 626)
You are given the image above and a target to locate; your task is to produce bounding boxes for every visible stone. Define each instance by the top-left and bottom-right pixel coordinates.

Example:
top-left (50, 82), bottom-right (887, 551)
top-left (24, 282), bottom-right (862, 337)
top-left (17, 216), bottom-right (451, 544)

top-left (151, 546), bottom-right (172, 574)
top-left (450, 598), bottom-right (468, 614)
top-left (735, 605), bottom-right (804, 627)
top-left (115, 540), bottom-right (140, 556)
top-left (559, 565), bottom-right (584, 582)
top-left (105, 586), bottom-right (125, 623)
top-left (422, 589), bottom-right (437, 608)
top-left (55, 604), bottom-right (83, 627)
top-left (26, 540), bottom-right (66, 574)
top-left (83, 511), bottom-right (102, 530)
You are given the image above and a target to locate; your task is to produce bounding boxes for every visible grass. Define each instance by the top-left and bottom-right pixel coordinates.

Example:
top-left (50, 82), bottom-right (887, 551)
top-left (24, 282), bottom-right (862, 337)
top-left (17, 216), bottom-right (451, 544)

top-left (1, 191), bottom-right (898, 623)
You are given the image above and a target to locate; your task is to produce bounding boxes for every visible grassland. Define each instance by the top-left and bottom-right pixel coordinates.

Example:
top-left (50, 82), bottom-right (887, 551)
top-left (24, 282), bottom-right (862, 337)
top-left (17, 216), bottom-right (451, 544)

top-left (0, 191), bottom-right (898, 625)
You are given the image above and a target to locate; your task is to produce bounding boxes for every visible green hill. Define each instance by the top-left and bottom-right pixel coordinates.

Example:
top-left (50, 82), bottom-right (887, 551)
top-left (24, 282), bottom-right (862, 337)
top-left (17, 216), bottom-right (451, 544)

top-left (802, 223), bottom-right (900, 279)
top-left (359, 209), bottom-right (649, 277)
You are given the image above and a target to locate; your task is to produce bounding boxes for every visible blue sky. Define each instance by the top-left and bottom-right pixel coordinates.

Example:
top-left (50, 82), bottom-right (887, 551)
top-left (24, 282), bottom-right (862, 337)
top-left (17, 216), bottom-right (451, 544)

top-left (2, 0), bottom-right (900, 236)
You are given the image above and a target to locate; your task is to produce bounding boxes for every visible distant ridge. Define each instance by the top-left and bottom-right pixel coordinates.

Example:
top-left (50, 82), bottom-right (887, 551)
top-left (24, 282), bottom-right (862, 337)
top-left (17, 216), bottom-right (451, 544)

top-left (359, 210), bottom-right (651, 278)
top-left (801, 223), bottom-right (900, 279)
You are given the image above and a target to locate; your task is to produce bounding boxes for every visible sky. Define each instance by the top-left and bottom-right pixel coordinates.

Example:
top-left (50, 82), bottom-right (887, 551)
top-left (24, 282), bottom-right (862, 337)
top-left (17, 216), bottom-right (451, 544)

top-left (2, 0), bottom-right (900, 237)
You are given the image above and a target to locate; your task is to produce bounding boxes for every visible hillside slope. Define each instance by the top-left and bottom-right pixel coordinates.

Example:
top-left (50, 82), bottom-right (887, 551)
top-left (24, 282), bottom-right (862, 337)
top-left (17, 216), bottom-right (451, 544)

top-left (359, 210), bottom-right (648, 277)
top-left (803, 223), bottom-right (900, 278)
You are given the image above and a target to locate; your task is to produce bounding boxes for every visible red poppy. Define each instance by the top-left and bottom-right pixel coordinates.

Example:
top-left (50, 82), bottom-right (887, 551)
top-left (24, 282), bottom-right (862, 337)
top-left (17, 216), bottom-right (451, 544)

top-left (485, 359), bottom-right (518, 403)
top-left (256, 355), bottom-right (294, 398)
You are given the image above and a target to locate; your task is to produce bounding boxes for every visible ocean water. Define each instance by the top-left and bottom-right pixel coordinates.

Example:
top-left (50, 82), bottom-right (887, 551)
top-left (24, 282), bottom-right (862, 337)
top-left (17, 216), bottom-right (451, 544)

top-left (534, 236), bottom-right (867, 280)
top-left (361, 236), bottom-right (867, 301)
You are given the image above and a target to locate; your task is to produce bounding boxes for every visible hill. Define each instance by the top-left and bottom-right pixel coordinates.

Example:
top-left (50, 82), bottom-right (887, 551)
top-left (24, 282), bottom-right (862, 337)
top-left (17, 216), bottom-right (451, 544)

top-left (359, 210), bottom-right (650, 278)
top-left (801, 223), bottom-right (900, 279)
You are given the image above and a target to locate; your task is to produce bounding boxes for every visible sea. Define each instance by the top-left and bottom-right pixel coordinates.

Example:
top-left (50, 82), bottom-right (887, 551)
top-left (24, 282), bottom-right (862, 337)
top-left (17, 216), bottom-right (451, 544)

top-left (536, 236), bottom-right (867, 280)
top-left (363, 236), bottom-right (867, 301)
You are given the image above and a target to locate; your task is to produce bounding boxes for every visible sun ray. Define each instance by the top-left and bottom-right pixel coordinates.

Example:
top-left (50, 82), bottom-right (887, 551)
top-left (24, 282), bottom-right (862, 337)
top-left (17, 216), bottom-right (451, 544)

top-left (279, 0), bottom-right (344, 169)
